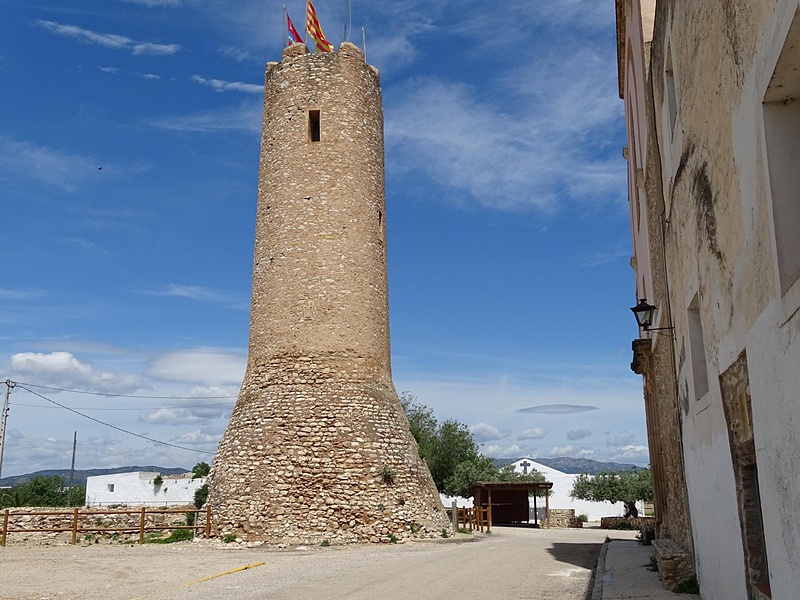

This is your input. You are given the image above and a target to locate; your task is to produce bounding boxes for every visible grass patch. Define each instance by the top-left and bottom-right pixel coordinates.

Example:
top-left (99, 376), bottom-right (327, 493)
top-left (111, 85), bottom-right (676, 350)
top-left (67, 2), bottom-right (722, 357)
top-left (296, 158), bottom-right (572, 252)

top-left (143, 528), bottom-right (194, 544)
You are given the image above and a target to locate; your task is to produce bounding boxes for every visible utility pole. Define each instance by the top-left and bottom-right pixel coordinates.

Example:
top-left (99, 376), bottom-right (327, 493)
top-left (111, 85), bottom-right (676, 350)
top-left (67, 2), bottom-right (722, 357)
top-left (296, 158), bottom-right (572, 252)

top-left (0, 380), bottom-right (14, 482)
top-left (67, 431), bottom-right (77, 506)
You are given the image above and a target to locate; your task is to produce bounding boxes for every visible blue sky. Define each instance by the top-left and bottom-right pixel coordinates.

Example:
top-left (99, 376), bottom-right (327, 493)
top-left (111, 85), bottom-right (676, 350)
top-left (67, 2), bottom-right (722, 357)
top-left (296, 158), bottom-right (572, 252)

top-left (0, 0), bottom-right (646, 478)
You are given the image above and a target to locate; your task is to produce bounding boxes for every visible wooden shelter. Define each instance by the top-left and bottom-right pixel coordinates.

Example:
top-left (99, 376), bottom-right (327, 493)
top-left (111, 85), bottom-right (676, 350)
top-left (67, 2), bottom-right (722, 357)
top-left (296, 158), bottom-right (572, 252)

top-left (471, 481), bottom-right (554, 531)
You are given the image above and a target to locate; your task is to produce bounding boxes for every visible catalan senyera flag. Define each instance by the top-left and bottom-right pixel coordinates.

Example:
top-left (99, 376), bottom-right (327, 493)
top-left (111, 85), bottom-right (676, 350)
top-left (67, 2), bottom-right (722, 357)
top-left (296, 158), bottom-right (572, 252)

top-left (287, 12), bottom-right (304, 45)
top-left (306, 0), bottom-right (334, 53)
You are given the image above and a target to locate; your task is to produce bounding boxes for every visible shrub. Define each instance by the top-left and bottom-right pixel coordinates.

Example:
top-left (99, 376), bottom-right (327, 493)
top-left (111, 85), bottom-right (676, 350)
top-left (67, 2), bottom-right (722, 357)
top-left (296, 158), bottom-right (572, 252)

top-left (577, 513), bottom-right (589, 522)
top-left (380, 467), bottom-right (395, 485)
top-left (223, 534), bottom-right (237, 543)
top-left (153, 475), bottom-right (163, 486)
top-left (388, 533), bottom-right (398, 544)
top-left (191, 462), bottom-right (211, 478)
top-left (143, 528), bottom-right (193, 544)
top-left (194, 484), bottom-right (209, 509)
top-left (672, 575), bottom-right (700, 594)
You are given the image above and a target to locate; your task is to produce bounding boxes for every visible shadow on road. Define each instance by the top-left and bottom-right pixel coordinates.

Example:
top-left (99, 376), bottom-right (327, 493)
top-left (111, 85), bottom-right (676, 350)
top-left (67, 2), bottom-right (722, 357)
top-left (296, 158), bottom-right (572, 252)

top-left (546, 541), bottom-right (602, 570)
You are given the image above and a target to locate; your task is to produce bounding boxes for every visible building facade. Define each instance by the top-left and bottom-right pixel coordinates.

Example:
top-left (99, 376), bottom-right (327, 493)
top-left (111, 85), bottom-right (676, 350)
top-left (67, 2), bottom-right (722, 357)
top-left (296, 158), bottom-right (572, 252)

top-left (85, 471), bottom-right (205, 506)
top-left (618, 1), bottom-right (800, 598)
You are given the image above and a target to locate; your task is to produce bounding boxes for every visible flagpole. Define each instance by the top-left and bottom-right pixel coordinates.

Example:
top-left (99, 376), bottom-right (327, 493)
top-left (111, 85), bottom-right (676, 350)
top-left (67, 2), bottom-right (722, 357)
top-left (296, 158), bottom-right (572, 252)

top-left (361, 27), bottom-right (366, 62)
top-left (304, 0), bottom-right (309, 46)
top-left (283, 5), bottom-right (288, 48)
top-left (344, 0), bottom-right (351, 42)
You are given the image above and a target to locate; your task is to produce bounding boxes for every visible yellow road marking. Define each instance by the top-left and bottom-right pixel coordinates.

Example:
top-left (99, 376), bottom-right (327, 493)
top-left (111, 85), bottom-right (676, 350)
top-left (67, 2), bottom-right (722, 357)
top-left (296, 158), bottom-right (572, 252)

top-left (131, 562), bottom-right (265, 599)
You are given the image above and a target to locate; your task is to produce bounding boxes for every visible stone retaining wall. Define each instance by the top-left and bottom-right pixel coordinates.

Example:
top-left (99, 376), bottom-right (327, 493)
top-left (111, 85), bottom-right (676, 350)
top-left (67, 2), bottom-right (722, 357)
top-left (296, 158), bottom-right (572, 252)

top-left (652, 538), bottom-right (695, 590)
top-left (599, 516), bottom-right (655, 530)
top-left (546, 509), bottom-right (583, 528)
top-left (1, 506), bottom-right (203, 546)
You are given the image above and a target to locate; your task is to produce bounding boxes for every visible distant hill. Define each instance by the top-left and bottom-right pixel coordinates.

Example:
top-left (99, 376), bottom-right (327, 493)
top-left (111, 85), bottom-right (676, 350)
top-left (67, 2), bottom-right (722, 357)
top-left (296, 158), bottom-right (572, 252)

top-left (493, 456), bottom-right (640, 475)
top-left (0, 466), bottom-right (190, 488)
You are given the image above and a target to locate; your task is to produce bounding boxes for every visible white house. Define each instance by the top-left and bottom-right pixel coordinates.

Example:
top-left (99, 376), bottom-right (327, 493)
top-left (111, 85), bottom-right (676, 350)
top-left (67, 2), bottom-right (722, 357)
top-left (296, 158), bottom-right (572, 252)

top-left (507, 458), bottom-right (629, 522)
top-left (84, 471), bottom-right (206, 506)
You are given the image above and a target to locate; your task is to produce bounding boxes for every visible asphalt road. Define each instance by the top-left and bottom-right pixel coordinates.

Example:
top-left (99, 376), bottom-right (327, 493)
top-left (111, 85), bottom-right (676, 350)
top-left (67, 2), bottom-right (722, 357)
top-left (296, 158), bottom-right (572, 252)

top-left (0, 527), bottom-right (627, 600)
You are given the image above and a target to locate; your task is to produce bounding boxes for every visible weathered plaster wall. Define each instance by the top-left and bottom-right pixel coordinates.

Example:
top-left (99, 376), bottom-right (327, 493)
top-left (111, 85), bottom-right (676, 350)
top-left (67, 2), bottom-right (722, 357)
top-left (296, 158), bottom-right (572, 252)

top-left (619, 0), bottom-right (693, 558)
top-left (648, 2), bottom-right (800, 598)
top-left (208, 42), bottom-right (447, 545)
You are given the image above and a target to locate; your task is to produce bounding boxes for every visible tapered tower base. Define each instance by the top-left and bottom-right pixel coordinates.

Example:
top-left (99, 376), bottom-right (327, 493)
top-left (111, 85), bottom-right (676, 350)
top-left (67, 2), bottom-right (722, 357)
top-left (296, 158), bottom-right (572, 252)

top-left (210, 373), bottom-right (447, 544)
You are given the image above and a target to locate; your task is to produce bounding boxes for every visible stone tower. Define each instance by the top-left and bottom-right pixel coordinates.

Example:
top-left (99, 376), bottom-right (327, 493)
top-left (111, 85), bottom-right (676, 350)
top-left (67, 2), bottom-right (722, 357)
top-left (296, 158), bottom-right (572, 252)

top-left (208, 42), bottom-right (448, 544)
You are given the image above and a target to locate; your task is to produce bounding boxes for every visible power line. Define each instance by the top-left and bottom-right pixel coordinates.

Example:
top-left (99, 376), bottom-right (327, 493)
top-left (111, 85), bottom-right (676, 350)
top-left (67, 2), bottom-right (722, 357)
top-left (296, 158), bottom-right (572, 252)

top-left (14, 384), bottom-right (215, 456)
top-left (9, 400), bottom-right (235, 411)
top-left (12, 381), bottom-right (237, 400)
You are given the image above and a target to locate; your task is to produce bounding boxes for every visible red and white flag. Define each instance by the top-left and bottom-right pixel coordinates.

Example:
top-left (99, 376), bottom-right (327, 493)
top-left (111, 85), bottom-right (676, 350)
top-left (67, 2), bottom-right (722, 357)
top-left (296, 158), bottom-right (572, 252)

top-left (287, 12), bottom-right (304, 46)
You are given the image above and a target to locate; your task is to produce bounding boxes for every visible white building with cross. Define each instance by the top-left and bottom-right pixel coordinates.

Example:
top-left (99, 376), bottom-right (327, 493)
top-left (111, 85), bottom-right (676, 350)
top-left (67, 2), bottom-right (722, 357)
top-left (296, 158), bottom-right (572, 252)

top-left (508, 458), bottom-right (629, 522)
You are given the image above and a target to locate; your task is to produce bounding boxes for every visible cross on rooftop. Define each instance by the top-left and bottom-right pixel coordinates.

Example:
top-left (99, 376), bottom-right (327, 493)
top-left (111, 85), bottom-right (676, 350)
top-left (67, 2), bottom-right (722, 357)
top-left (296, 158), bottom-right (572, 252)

top-left (519, 460), bottom-right (531, 474)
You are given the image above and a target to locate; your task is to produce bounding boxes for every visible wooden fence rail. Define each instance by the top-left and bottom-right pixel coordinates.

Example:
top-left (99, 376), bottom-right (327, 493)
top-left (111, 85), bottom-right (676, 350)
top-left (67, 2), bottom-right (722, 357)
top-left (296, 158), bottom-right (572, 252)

top-left (1, 505), bottom-right (211, 546)
top-left (456, 505), bottom-right (490, 533)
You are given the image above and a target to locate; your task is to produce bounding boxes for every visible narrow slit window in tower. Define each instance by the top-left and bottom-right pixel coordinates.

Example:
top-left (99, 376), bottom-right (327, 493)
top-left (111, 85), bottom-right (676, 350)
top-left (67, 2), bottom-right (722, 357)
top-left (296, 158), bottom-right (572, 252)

top-left (309, 110), bottom-right (321, 142)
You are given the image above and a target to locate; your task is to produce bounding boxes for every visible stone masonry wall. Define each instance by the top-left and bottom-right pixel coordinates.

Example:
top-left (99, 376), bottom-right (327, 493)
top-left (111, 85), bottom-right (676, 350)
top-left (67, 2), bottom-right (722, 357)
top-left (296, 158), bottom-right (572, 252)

top-left (208, 42), bottom-right (448, 544)
top-left (546, 509), bottom-right (582, 528)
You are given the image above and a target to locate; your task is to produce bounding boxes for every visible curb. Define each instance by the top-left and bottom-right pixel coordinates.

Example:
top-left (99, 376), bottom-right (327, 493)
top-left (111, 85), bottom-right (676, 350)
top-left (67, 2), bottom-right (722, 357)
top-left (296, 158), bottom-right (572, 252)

top-left (591, 540), bottom-right (609, 600)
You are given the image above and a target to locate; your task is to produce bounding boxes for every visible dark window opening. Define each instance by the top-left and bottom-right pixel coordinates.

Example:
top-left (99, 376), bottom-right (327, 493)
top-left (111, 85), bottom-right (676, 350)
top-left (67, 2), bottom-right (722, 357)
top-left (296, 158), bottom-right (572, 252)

top-left (309, 110), bottom-right (321, 142)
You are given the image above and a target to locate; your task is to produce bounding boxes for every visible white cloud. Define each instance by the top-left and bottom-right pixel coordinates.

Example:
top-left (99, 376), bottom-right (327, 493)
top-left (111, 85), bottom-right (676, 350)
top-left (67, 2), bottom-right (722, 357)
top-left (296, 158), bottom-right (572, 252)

top-left (518, 427), bottom-right (547, 440)
top-left (548, 445), bottom-right (574, 456)
top-left (469, 422), bottom-right (509, 443)
top-left (147, 348), bottom-right (246, 386)
top-left (191, 75), bottom-right (262, 94)
top-left (610, 445), bottom-right (650, 461)
top-left (567, 429), bottom-right (592, 441)
top-left (384, 40), bottom-right (624, 213)
top-left (139, 284), bottom-right (249, 310)
top-left (120, 0), bottom-right (188, 6)
top-left (36, 20), bottom-right (180, 56)
top-left (578, 448), bottom-right (595, 457)
top-left (139, 408), bottom-right (204, 425)
top-left (517, 404), bottom-right (599, 415)
top-left (219, 46), bottom-right (255, 62)
top-left (146, 102), bottom-right (262, 133)
top-left (0, 288), bottom-right (45, 300)
top-left (606, 433), bottom-right (637, 447)
top-left (582, 248), bottom-right (630, 267)
top-left (139, 385), bottom-right (237, 425)
top-left (0, 136), bottom-right (99, 192)
top-left (10, 352), bottom-right (148, 394)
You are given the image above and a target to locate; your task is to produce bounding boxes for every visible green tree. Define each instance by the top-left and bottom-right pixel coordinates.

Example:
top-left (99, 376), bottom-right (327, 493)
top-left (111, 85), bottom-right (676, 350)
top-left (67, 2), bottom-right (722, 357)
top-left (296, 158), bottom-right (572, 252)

top-left (194, 484), bottom-right (209, 509)
top-left (401, 393), bottom-right (546, 497)
top-left (0, 476), bottom-right (76, 508)
top-left (401, 393), bottom-right (484, 492)
top-left (569, 468), bottom-right (653, 518)
top-left (191, 462), bottom-right (211, 478)
top-left (442, 455), bottom-right (498, 497)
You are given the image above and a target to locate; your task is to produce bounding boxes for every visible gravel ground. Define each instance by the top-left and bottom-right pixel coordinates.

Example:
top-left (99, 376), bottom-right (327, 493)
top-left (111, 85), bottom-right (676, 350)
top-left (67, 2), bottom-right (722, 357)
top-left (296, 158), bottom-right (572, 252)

top-left (0, 527), bottom-right (635, 600)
